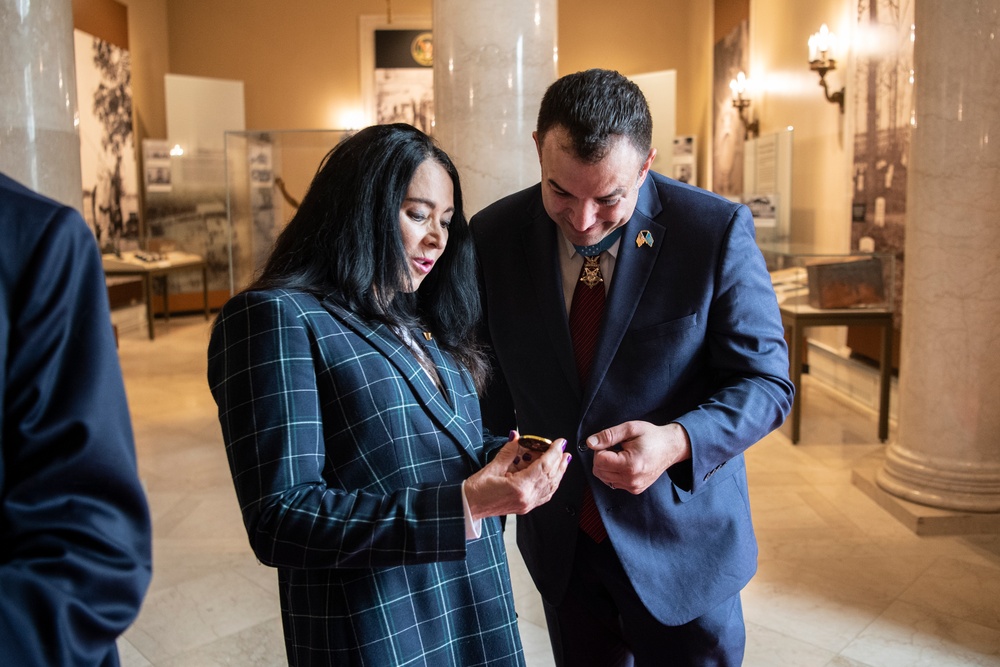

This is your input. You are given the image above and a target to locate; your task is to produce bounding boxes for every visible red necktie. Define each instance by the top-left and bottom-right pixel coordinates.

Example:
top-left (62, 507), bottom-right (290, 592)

top-left (569, 254), bottom-right (608, 543)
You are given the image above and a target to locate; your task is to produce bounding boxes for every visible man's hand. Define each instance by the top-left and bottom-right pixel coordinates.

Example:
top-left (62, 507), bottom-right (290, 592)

top-left (587, 421), bottom-right (691, 494)
top-left (464, 437), bottom-right (570, 520)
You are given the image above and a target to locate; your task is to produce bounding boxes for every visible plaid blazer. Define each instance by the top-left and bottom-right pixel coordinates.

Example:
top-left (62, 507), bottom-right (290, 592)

top-left (207, 289), bottom-right (524, 667)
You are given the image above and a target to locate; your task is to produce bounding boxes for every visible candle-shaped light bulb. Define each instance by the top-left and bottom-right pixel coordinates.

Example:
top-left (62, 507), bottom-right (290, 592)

top-left (729, 71), bottom-right (745, 99)
top-left (817, 24), bottom-right (835, 60)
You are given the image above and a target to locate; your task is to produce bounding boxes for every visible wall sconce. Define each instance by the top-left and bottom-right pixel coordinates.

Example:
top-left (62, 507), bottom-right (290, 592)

top-left (729, 71), bottom-right (759, 139)
top-left (808, 24), bottom-right (845, 113)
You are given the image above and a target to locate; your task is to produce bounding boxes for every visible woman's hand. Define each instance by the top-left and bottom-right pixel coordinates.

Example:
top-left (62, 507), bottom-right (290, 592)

top-left (464, 436), bottom-right (570, 520)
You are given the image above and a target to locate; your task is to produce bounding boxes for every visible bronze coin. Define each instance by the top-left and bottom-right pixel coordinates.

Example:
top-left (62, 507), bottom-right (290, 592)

top-left (518, 435), bottom-right (552, 452)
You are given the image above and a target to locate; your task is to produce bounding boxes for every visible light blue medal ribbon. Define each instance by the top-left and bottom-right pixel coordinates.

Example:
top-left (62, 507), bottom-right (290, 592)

top-left (573, 228), bottom-right (624, 258)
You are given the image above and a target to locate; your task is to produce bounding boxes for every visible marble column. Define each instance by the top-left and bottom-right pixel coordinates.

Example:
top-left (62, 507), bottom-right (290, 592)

top-left (876, 0), bottom-right (1000, 512)
top-left (432, 0), bottom-right (557, 216)
top-left (0, 0), bottom-right (82, 209)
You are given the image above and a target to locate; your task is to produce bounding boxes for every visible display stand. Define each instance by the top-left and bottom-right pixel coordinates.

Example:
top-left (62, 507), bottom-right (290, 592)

top-left (103, 251), bottom-right (209, 340)
top-left (779, 300), bottom-right (893, 444)
top-left (762, 245), bottom-right (896, 445)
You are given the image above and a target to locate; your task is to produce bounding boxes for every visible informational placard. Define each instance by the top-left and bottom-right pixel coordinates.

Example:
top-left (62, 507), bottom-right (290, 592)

top-left (743, 129), bottom-right (793, 241)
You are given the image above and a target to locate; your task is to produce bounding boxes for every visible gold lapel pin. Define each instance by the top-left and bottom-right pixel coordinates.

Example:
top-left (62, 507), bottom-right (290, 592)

top-left (423, 331), bottom-right (433, 341)
top-left (636, 230), bottom-right (654, 248)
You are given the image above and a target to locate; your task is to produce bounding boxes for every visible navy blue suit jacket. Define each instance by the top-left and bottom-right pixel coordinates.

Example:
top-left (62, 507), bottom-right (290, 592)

top-left (472, 172), bottom-right (794, 626)
top-left (0, 173), bottom-right (152, 665)
top-left (208, 289), bottom-right (524, 666)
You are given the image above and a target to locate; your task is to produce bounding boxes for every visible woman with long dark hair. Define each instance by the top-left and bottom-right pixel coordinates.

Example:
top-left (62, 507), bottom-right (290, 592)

top-left (208, 123), bottom-right (569, 666)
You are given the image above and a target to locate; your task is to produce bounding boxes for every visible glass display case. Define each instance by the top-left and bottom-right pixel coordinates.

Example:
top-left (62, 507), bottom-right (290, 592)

top-left (760, 243), bottom-right (895, 315)
top-left (759, 243), bottom-right (896, 444)
top-left (225, 129), bottom-right (349, 293)
top-left (140, 147), bottom-right (230, 313)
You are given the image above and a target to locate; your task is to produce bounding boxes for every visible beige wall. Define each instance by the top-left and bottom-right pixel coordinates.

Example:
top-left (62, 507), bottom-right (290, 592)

top-left (164, 0), bottom-right (431, 132)
top-left (749, 0), bottom-right (855, 354)
top-left (557, 1), bottom-right (714, 186)
top-left (142, 0), bottom-right (716, 185)
top-left (120, 2), bottom-right (716, 134)
top-left (749, 0), bottom-right (854, 251)
top-left (118, 0), bottom-right (170, 142)
top-left (113, 0), bottom-right (856, 248)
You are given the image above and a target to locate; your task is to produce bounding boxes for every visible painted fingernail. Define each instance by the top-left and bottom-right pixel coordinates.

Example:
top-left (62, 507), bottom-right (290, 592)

top-left (513, 456), bottom-right (521, 465)
top-left (567, 455), bottom-right (572, 463)
top-left (560, 440), bottom-right (568, 452)
top-left (523, 452), bottom-right (532, 462)
top-left (509, 430), bottom-right (517, 440)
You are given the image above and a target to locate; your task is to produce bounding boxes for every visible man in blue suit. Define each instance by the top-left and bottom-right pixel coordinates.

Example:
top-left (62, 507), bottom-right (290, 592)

top-left (471, 69), bottom-right (794, 665)
top-left (0, 172), bottom-right (152, 666)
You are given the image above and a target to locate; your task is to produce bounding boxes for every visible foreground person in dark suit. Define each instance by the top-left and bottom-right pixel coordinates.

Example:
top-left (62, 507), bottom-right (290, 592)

top-left (0, 171), bottom-right (152, 666)
top-left (472, 69), bottom-right (794, 666)
top-left (208, 124), bottom-right (570, 666)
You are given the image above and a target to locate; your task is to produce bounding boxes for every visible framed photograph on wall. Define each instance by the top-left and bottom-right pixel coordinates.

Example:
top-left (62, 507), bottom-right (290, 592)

top-left (359, 15), bottom-right (433, 130)
top-left (672, 135), bottom-right (697, 185)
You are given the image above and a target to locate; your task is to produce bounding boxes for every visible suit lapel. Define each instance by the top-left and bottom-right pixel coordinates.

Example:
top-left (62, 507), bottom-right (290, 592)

top-left (520, 202), bottom-right (582, 397)
top-left (583, 179), bottom-right (666, 412)
top-left (320, 301), bottom-right (481, 461)
top-left (513, 180), bottom-right (667, 409)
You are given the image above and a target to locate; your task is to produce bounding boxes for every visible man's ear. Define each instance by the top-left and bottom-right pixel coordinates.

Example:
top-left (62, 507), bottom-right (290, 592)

top-left (532, 131), bottom-right (542, 162)
top-left (637, 147), bottom-right (657, 185)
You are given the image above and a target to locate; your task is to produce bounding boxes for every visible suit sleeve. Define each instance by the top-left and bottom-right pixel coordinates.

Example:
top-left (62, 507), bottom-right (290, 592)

top-left (207, 292), bottom-right (469, 570)
top-left (671, 206), bottom-right (795, 492)
top-left (0, 207), bottom-right (152, 666)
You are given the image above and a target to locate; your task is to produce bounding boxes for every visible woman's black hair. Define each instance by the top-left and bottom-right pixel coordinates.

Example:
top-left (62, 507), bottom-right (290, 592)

top-left (246, 123), bottom-right (487, 388)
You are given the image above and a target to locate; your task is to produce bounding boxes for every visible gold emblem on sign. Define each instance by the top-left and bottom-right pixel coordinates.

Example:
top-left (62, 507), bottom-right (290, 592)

top-left (411, 32), bottom-right (433, 67)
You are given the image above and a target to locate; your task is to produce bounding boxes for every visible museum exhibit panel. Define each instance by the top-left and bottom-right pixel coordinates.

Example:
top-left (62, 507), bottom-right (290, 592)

top-left (224, 129), bottom-right (348, 292)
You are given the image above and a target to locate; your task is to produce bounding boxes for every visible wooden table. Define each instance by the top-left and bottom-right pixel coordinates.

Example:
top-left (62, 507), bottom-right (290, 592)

top-left (102, 252), bottom-right (209, 340)
top-left (779, 299), bottom-right (893, 444)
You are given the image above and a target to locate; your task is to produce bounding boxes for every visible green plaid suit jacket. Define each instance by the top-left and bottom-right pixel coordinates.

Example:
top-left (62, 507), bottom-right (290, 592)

top-left (208, 289), bottom-right (523, 666)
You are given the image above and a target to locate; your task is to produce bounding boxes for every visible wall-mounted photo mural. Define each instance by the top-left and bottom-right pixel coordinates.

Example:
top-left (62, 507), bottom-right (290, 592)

top-left (74, 28), bottom-right (140, 254)
top-left (851, 0), bottom-right (914, 326)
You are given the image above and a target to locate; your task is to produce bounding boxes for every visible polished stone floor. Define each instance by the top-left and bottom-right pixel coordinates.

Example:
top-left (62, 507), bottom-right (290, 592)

top-left (115, 316), bottom-right (1000, 666)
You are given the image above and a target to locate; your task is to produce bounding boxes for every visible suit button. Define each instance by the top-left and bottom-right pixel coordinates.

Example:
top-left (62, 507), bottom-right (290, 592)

top-left (577, 441), bottom-right (587, 453)
top-left (565, 505), bottom-right (576, 516)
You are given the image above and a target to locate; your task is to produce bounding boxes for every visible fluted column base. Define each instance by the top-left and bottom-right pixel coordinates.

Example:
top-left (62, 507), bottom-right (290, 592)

top-left (877, 444), bottom-right (1000, 513)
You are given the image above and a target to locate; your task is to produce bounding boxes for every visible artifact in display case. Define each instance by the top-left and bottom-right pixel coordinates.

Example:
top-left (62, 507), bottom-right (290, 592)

top-left (805, 257), bottom-right (884, 309)
top-left (225, 130), bottom-right (348, 293)
top-left (763, 245), bottom-right (896, 445)
top-left (761, 244), bottom-right (894, 314)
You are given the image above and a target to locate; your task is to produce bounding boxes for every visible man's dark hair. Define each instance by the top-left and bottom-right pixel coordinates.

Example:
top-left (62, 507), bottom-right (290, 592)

top-left (536, 68), bottom-right (652, 163)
